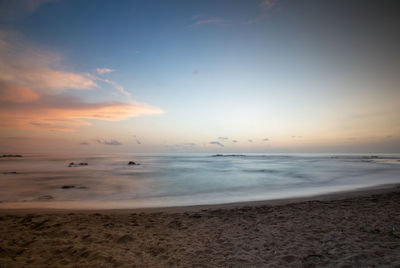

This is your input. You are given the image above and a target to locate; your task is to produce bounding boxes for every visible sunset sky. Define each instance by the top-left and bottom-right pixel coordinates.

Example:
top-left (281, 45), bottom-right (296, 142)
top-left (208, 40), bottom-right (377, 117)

top-left (0, 0), bottom-right (399, 153)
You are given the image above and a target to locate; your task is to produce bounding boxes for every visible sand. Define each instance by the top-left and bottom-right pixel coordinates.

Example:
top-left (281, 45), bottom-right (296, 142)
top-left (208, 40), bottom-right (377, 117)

top-left (1, 187), bottom-right (400, 267)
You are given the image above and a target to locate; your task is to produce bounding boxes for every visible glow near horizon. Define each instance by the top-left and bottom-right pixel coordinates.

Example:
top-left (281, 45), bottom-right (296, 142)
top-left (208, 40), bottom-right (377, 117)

top-left (0, 0), bottom-right (399, 153)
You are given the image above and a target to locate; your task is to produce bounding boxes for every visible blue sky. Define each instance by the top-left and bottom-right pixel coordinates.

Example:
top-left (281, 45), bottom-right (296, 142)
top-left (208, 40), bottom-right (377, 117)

top-left (0, 0), bottom-right (399, 153)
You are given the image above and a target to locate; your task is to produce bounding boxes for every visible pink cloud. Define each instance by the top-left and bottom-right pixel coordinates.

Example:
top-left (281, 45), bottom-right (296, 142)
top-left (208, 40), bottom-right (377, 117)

top-left (191, 17), bottom-right (223, 26)
top-left (0, 92), bottom-right (163, 131)
top-left (0, 81), bottom-right (39, 103)
top-left (0, 30), bottom-right (96, 93)
top-left (0, 30), bottom-right (164, 131)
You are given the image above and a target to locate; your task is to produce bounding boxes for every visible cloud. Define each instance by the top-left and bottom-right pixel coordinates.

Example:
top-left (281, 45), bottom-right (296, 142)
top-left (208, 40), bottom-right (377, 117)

top-left (80, 142), bottom-right (89, 145)
top-left (291, 136), bottom-right (303, 139)
top-left (218, 137), bottom-right (229, 141)
top-left (232, 140), bottom-right (238, 143)
top-left (95, 139), bottom-right (121, 146)
top-left (0, 30), bottom-right (163, 131)
top-left (87, 74), bottom-right (130, 97)
top-left (0, 81), bottom-right (39, 103)
top-left (0, 93), bottom-right (163, 131)
top-left (104, 139), bottom-right (121, 146)
top-left (0, 0), bottom-right (57, 21)
top-left (95, 68), bottom-right (114, 75)
top-left (263, 138), bottom-right (269, 142)
top-left (259, 0), bottom-right (278, 11)
top-left (0, 30), bottom-right (96, 94)
top-left (209, 141), bottom-right (224, 147)
top-left (191, 17), bottom-right (224, 27)
top-left (248, 139), bottom-right (253, 142)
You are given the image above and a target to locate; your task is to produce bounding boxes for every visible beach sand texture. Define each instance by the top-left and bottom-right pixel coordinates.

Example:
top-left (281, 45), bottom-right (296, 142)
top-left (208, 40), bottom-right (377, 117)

top-left (1, 189), bottom-right (400, 267)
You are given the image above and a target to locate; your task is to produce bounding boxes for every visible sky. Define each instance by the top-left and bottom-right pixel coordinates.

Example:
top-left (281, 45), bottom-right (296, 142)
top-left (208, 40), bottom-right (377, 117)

top-left (0, 0), bottom-right (399, 153)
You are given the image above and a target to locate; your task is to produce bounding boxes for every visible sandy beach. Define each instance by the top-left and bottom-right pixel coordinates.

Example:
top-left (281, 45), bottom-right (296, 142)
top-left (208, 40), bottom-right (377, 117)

top-left (1, 186), bottom-right (400, 267)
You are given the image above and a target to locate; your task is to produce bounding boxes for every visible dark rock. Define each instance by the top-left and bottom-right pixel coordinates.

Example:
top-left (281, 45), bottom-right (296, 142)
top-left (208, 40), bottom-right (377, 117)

top-left (68, 162), bottom-right (88, 167)
top-left (1, 154), bottom-right (22, 158)
top-left (3, 171), bottom-right (18, 174)
top-left (128, 161), bottom-right (139, 165)
top-left (61, 185), bottom-right (75, 189)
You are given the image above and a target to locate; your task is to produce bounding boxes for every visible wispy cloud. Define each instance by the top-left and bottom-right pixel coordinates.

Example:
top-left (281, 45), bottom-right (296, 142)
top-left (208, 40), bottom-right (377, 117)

top-left (248, 139), bottom-right (253, 142)
top-left (0, 30), bottom-right (163, 131)
top-left (218, 137), bottom-right (229, 141)
top-left (80, 142), bottom-right (89, 145)
top-left (0, 93), bottom-right (163, 131)
top-left (89, 74), bottom-right (130, 97)
top-left (210, 141), bottom-right (224, 147)
top-left (232, 140), bottom-right (238, 143)
top-left (95, 68), bottom-right (114, 75)
top-left (192, 17), bottom-right (223, 26)
top-left (0, 30), bottom-right (96, 94)
top-left (263, 138), bottom-right (269, 142)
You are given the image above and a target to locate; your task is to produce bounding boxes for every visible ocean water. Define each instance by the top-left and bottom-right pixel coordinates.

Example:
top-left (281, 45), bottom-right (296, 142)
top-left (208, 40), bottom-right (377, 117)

top-left (0, 153), bottom-right (399, 209)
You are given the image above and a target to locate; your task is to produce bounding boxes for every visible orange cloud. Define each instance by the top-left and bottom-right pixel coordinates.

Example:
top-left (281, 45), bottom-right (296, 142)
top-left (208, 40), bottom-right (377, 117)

top-left (0, 80), bottom-right (39, 103)
top-left (0, 30), bottom-right (96, 93)
top-left (0, 93), bottom-right (163, 131)
top-left (0, 30), bottom-right (164, 131)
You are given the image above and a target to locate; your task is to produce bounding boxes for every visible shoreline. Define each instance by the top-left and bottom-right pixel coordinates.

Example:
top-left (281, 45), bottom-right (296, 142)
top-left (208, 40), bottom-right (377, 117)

top-left (1, 183), bottom-right (399, 214)
top-left (1, 183), bottom-right (400, 266)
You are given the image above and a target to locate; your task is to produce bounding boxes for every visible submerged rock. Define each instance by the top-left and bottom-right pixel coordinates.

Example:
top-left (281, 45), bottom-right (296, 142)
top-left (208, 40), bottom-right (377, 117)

top-left (1, 154), bottom-right (22, 158)
top-left (61, 185), bottom-right (88, 190)
top-left (128, 161), bottom-right (139, 165)
top-left (68, 162), bottom-right (88, 167)
top-left (61, 185), bottom-right (75, 189)
top-left (3, 171), bottom-right (18, 174)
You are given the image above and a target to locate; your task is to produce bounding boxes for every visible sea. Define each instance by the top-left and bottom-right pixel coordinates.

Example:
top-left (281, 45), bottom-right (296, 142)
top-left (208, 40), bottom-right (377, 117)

top-left (0, 153), bottom-right (399, 209)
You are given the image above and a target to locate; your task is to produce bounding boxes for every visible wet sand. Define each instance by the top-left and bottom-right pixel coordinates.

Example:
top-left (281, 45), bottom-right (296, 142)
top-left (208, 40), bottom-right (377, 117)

top-left (1, 186), bottom-right (400, 267)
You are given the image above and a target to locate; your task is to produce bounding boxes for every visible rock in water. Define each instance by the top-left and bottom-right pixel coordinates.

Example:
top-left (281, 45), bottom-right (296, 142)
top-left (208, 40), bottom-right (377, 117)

top-left (61, 185), bottom-right (75, 189)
